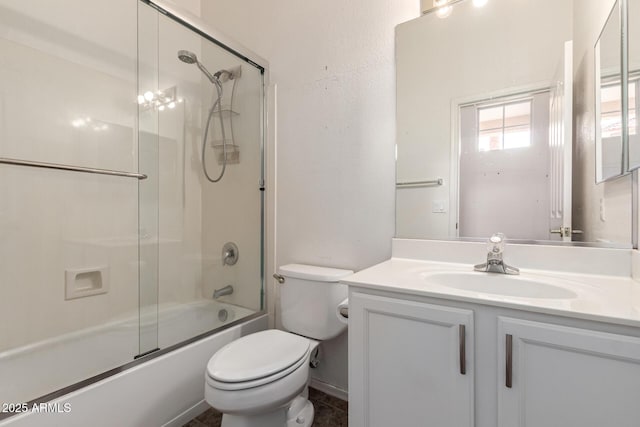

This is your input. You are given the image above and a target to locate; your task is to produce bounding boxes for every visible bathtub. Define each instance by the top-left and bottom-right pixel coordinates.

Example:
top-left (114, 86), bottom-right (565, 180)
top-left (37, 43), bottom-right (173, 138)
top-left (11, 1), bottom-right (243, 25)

top-left (155, 300), bottom-right (255, 349)
top-left (0, 299), bottom-right (264, 426)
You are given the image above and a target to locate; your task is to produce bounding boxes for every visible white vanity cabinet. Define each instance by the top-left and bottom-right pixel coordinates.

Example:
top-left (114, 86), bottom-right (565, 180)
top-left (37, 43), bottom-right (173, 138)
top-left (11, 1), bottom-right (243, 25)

top-left (348, 292), bottom-right (474, 427)
top-left (349, 289), bottom-right (640, 427)
top-left (498, 317), bottom-right (640, 427)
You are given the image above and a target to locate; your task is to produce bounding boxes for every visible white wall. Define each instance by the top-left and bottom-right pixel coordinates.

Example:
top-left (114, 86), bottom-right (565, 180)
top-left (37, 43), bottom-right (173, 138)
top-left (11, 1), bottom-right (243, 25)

top-left (201, 0), bottom-right (420, 393)
top-left (572, 0), bottom-right (633, 245)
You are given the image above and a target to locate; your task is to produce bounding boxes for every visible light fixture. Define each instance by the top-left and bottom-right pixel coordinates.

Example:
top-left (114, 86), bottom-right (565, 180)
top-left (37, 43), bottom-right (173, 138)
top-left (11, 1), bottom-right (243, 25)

top-left (434, 0), bottom-right (453, 18)
top-left (473, 0), bottom-right (488, 7)
top-left (143, 91), bottom-right (154, 101)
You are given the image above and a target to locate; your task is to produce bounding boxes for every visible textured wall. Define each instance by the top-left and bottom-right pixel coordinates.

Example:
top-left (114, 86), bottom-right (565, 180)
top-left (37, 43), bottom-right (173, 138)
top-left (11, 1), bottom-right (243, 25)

top-left (201, 0), bottom-right (420, 393)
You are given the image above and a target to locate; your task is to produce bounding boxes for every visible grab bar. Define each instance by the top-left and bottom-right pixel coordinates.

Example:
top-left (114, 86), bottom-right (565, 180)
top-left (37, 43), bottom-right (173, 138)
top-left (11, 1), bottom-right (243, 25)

top-left (0, 157), bottom-right (147, 180)
top-left (396, 178), bottom-right (443, 188)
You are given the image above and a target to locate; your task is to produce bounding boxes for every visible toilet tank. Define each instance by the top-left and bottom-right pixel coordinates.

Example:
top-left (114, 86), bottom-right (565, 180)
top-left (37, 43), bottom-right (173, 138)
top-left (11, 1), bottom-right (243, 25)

top-left (278, 264), bottom-right (353, 340)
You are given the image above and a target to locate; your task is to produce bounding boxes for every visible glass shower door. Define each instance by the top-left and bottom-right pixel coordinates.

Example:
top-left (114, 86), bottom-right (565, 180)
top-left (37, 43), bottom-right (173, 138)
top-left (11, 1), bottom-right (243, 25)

top-left (138, 2), bottom-right (265, 351)
top-left (0, 0), bottom-right (141, 406)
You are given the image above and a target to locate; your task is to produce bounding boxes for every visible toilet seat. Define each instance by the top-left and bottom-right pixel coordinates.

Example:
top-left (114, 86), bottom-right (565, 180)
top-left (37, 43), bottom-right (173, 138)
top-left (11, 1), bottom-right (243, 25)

top-left (207, 330), bottom-right (310, 391)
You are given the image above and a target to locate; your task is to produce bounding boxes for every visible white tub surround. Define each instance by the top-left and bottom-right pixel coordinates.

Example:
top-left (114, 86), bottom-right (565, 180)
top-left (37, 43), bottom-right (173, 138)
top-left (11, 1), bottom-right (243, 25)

top-left (347, 238), bottom-right (640, 427)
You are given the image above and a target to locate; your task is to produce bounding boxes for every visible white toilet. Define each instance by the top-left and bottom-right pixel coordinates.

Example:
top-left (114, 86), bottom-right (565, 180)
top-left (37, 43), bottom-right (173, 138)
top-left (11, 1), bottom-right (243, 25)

top-left (204, 264), bottom-right (352, 427)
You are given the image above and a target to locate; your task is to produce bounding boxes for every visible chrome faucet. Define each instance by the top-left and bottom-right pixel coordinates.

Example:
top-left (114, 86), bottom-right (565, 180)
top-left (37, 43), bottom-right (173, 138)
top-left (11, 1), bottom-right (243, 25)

top-left (213, 285), bottom-right (234, 299)
top-left (474, 233), bottom-right (519, 275)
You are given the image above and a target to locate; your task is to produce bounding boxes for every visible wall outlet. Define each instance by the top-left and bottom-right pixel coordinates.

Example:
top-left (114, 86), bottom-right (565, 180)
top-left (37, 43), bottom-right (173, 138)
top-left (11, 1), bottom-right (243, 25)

top-left (600, 198), bottom-right (606, 222)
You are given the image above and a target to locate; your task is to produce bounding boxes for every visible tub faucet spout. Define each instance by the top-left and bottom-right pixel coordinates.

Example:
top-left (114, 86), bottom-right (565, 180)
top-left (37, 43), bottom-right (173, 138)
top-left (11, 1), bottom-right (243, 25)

top-left (213, 285), bottom-right (234, 299)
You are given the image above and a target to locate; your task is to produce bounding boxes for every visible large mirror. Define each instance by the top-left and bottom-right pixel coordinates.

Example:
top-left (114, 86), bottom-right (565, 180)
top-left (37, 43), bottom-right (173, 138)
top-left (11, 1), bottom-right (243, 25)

top-left (395, 0), bottom-right (633, 247)
top-left (629, 0), bottom-right (640, 170)
top-left (595, 0), bottom-right (625, 182)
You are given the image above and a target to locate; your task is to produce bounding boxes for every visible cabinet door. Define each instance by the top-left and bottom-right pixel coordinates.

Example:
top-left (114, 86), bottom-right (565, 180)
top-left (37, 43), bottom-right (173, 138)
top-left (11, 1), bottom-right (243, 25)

top-left (349, 292), bottom-right (474, 427)
top-left (498, 317), bottom-right (640, 427)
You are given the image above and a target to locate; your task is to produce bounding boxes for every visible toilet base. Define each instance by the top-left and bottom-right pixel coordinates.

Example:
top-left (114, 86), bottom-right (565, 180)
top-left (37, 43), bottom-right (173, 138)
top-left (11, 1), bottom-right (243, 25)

top-left (221, 409), bottom-right (285, 427)
top-left (220, 395), bottom-right (314, 427)
top-left (286, 396), bottom-right (314, 427)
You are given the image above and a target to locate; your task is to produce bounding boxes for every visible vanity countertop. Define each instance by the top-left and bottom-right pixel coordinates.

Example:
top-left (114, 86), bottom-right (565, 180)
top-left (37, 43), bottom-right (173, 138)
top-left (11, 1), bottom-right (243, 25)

top-left (342, 257), bottom-right (640, 328)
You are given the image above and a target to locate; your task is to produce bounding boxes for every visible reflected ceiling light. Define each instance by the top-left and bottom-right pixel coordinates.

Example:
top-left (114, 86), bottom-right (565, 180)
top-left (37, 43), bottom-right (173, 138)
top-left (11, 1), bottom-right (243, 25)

top-left (138, 86), bottom-right (178, 112)
top-left (473, 0), bottom-right (488, 7)
top-left (436, 5), bottom-right (452, 18)
top-left (71, 119), bottom-right (85, 128)
top-left (434, 0), bottom-right (453, 18)
top-left (70, 117), bottom-right (109, 131)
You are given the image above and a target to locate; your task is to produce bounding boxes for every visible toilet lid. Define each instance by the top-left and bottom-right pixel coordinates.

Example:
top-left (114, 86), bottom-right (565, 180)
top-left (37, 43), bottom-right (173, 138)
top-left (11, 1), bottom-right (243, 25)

top-left (207, 330), bottom-right (310, 383)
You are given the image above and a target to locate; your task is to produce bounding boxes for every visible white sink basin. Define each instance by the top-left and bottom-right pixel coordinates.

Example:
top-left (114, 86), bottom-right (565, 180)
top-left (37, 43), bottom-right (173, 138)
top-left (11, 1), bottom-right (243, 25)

top-left (421, 271), bottom-right (578, 299)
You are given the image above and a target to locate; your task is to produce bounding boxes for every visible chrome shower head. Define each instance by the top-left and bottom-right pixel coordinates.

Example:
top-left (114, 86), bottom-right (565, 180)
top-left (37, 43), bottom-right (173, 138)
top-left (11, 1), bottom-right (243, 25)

top-left (177, 49), bottom-right (217, 84)
top-left (177, 50), bottom-right (198, 64)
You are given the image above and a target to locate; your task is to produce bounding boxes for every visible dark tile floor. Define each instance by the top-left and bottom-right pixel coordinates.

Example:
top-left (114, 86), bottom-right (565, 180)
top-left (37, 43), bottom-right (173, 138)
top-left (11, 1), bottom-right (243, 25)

top-left (183, 387), bottom-right (348, 427)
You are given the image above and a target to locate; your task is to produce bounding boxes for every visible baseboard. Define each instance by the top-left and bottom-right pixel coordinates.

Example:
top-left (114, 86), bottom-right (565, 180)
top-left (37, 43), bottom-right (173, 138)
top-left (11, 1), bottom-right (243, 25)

top-left (309, 379), bottom-right (348, 402)
top-left (162, 400), bottom-right (210, 427)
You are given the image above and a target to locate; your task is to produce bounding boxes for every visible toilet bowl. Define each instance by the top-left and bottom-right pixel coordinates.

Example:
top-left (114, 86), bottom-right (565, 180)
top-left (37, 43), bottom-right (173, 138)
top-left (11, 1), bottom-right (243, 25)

top-left (204, 264), bottom-right (353, 427)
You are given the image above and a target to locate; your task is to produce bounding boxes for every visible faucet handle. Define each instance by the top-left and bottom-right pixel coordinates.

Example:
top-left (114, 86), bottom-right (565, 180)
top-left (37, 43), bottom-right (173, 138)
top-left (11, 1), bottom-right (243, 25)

top-left (488, 233), bottom-right (506, 254)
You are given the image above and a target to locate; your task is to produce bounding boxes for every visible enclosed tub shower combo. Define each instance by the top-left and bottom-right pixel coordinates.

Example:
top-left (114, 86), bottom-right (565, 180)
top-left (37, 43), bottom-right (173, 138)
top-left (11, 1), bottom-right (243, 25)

top-left (0, 0), bottom-right (268, 423)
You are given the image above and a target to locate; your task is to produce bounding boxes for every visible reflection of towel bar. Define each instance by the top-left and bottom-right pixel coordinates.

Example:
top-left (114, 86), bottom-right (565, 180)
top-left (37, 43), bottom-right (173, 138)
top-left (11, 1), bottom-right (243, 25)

top-left (396, 178), bottom-right (443, 188)
top-left (0, 157), bottom-right (147, 180)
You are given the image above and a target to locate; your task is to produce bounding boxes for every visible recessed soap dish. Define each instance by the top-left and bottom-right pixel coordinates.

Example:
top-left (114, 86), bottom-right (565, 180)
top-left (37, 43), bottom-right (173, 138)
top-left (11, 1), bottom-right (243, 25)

top-left (65, 266), bottom-right (109, 300)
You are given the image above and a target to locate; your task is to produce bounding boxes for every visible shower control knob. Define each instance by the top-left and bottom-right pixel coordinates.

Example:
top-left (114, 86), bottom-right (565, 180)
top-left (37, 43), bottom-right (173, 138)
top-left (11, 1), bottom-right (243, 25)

top-left (222, 242), bottom-right (239, 266)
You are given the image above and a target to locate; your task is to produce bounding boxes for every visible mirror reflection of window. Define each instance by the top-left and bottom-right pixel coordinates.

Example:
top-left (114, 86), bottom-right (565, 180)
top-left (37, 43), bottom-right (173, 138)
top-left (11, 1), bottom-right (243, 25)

top-left (600, 81), bottom-right (636, 138)
top-left (459, 92), bottom-right (551, 240)
top-left (478, 101), bottom-right (532, 151)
